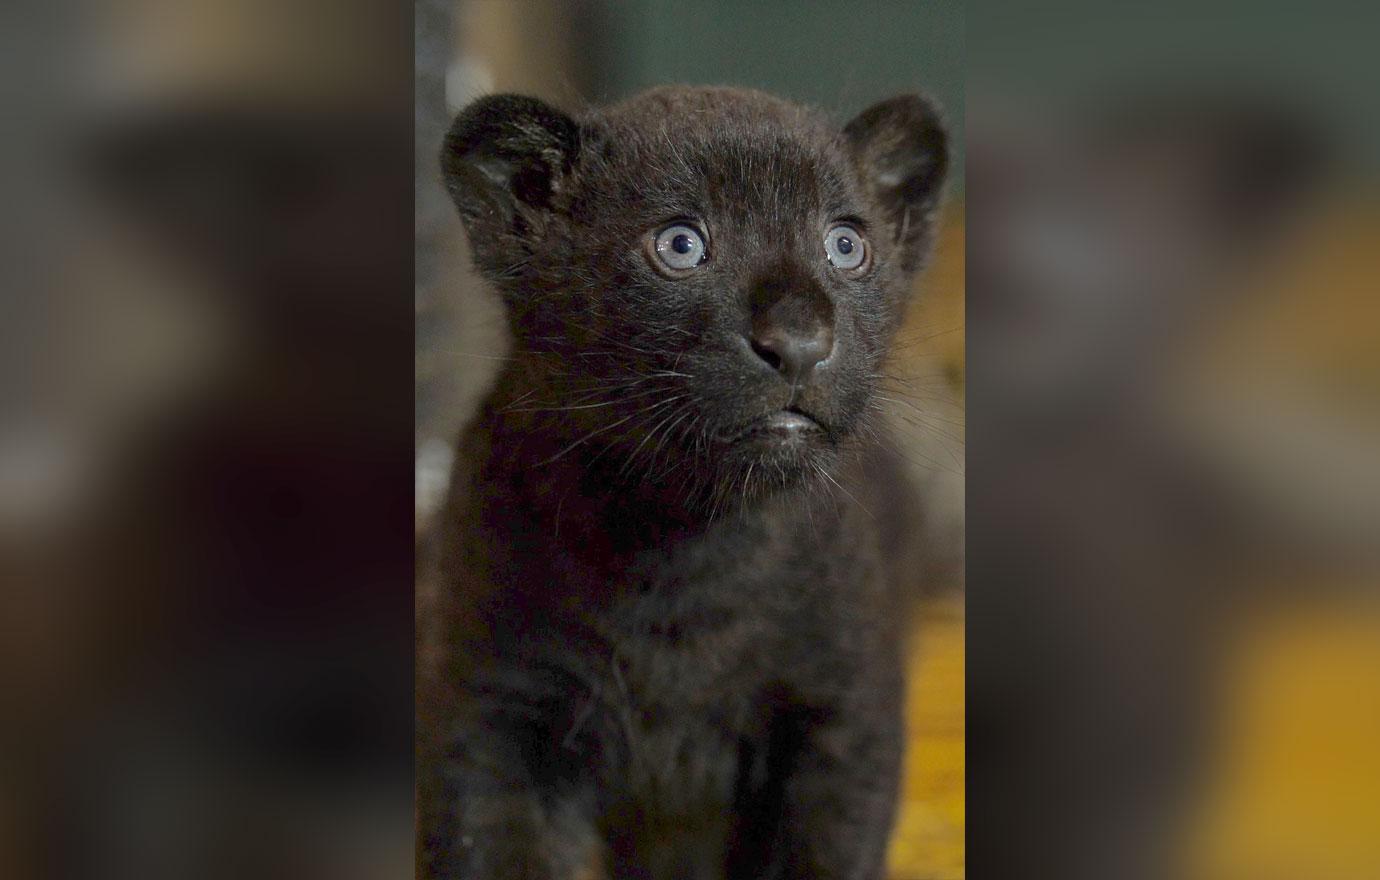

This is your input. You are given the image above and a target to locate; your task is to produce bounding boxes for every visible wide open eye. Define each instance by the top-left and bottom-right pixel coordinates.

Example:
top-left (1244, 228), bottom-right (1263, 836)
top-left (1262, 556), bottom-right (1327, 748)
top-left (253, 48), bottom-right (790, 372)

top-left (824, 224), bottom-right (867, 270)
top-left (651, 223), bottom-right (707, 272)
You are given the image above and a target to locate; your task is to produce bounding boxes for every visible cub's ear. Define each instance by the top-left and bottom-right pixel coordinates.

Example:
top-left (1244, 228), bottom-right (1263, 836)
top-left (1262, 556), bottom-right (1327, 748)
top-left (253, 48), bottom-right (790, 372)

top-left (844, 95), bottom-right (948, 274)
top-left (441, 94), bottom-right (580, 278)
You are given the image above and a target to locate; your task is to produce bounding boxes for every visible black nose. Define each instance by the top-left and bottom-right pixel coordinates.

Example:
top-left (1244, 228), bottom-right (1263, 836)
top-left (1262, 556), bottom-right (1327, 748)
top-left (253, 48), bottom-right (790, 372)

top-left (750, 324), bottom-right (834, 386)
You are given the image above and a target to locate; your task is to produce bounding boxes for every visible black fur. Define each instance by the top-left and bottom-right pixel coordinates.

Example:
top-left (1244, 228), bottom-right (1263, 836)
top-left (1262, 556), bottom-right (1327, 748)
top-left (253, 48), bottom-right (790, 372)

top-left (419, 86), bottom-right (947, 879)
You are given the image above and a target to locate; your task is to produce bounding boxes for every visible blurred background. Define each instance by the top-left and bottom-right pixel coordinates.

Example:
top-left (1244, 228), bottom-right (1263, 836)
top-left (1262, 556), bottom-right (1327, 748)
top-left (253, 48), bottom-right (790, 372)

top-left (415, 2), bottom-right (967, 877)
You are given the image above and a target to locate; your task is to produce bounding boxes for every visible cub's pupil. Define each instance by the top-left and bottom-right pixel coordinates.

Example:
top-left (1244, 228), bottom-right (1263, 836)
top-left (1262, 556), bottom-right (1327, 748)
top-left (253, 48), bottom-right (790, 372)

top-left (671, 233), bottom-right (694, 255)
top-left (836, 236), bottom-right (855, 256)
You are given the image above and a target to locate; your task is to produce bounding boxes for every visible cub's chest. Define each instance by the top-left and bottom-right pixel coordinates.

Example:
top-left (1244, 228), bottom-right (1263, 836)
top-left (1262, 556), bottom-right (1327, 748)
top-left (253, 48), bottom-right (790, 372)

top-left (603, 587), bottom-right (776, 712)
top-left (577, 639), bottom-right (777, 823)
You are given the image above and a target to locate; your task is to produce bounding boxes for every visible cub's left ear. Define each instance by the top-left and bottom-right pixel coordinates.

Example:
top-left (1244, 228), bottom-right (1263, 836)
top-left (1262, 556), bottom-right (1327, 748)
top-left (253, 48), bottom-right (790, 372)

top-left (844, 95), bottom-right (949, 274)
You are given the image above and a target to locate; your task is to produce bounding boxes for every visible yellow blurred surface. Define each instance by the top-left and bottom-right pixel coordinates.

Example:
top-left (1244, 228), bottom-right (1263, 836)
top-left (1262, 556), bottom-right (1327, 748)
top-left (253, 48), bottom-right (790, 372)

top-left (890, 599), bottom-right (966, 880)
top-left (1182, 599), bottom-right (1380, 880)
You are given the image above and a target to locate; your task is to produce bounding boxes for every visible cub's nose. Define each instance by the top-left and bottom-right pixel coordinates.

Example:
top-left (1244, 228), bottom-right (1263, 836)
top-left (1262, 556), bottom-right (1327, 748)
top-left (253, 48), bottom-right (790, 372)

top-left (749, 323), bottom-right (834, 386)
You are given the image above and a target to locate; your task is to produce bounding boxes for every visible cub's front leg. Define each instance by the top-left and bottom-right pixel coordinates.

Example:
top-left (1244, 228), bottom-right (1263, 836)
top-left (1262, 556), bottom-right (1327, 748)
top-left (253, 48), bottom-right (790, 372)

top-left (775, 658), bottom-right (906, 880)
top-left (423, 718), bottom-right (605, 880)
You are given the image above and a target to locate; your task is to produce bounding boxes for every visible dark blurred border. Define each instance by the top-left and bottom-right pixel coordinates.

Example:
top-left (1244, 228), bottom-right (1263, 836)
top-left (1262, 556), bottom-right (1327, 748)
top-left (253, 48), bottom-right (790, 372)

top-left (3, 2), bottom-right (416, 877)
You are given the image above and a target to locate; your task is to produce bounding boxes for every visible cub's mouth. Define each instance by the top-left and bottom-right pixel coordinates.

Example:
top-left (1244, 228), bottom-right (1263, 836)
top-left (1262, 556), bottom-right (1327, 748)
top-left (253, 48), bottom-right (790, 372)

top-left (719, 406), bottom-right (826, 446)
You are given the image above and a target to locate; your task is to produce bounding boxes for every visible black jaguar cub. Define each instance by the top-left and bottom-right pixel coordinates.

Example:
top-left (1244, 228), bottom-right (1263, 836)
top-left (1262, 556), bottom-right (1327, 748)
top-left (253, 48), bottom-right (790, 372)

top-left (418, 86), bottom-right (947, 879)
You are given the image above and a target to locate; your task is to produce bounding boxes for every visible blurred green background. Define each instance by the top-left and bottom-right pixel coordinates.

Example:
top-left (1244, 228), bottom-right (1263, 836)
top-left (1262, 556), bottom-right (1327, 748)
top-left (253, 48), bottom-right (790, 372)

top-left (583, 0), bottom-right (965, 188)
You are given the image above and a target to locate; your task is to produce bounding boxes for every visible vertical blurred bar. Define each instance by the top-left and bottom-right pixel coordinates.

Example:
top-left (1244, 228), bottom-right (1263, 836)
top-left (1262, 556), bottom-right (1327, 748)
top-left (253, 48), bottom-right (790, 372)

top-left (3, 1), bottom-right (415, 876)
top-left (968, 1), bottom-right (1380, 878)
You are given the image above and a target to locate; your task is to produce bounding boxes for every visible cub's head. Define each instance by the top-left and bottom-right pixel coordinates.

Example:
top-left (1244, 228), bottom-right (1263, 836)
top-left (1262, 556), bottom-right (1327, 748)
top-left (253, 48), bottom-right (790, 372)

top-left (443, 86), bottom-right (946, 505)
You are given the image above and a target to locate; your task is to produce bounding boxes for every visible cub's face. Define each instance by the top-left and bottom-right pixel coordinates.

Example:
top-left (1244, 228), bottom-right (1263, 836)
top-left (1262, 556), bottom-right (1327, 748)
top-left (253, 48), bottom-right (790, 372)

top-left (444, 86), bottom-right (946, 501)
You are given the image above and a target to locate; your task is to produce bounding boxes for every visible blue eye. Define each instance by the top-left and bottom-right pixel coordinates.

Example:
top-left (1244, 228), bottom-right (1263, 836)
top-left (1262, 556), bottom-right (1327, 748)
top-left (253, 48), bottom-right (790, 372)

top-left (825, 224), bottom-right (867, 270)
top-left (652, 224), bottom-right (707, 272)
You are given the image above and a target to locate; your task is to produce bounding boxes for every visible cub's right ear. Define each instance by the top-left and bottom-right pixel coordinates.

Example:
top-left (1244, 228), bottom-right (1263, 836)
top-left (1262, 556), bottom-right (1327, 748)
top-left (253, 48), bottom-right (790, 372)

top-left (845, 95), bottom-right (948, 276)
top-left (441, 94), bottom-right (580, 278)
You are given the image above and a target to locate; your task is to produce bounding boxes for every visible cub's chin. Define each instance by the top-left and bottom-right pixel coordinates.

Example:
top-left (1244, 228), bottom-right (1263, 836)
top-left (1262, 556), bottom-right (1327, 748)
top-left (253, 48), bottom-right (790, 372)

top-left (712, 407), bottom-right (842, 489)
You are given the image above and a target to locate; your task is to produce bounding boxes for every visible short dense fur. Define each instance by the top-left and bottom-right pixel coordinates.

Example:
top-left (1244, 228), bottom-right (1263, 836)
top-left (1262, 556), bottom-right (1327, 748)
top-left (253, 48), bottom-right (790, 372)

top-left (419, 86), bottom-right (946, 878)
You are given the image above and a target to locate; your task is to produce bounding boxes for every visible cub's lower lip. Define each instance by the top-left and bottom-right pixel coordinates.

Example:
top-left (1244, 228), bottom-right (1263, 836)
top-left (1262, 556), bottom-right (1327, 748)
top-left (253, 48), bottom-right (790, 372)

top-left (726, 409), bottom-right (822, 442)
top-left (760, 411), bottom-right (818, 432)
